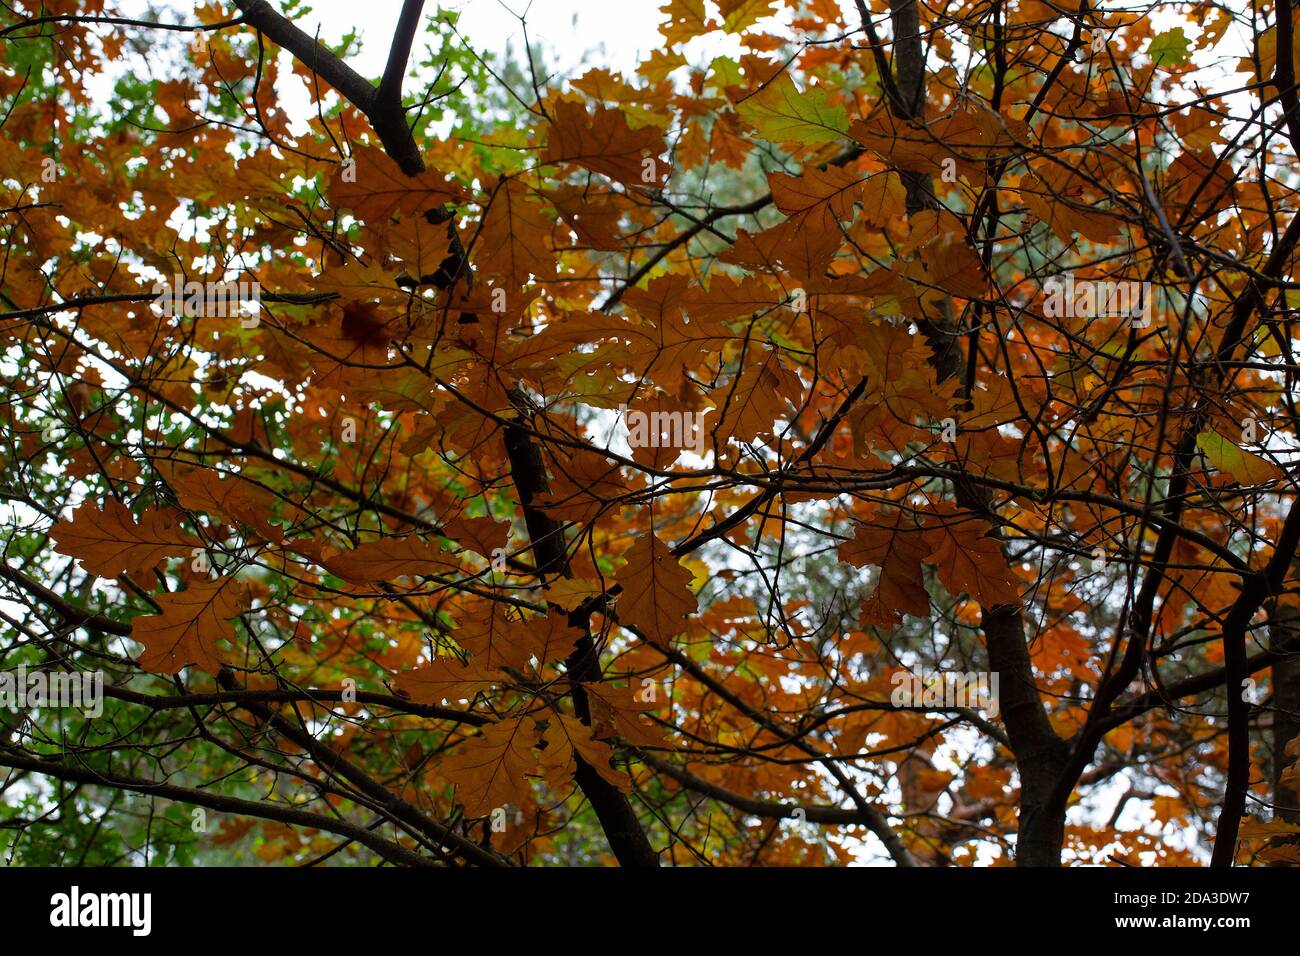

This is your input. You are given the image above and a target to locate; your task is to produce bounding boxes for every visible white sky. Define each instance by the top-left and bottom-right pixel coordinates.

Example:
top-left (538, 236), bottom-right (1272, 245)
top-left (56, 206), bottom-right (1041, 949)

top-left (287, 0), bottom-right (835, 102)
top-left (383, 0), bottom-right (679, 73)
top-left (298, 0), bottom-right (1210, 83)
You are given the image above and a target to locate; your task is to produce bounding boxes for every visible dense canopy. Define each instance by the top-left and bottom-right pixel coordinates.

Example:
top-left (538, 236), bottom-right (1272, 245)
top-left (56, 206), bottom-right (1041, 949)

top-left (2, 0), bottom-right (1299, 868)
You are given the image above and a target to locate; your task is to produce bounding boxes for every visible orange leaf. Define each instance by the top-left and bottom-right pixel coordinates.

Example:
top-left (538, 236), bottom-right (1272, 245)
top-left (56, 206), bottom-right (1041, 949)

top-left (918, 231), bottom-right (989, 299)
top-left (922, 511), bottom-right (1021, 608)
top-left (1020, 173), bottom-right (1122, 244)
top-left (164, 466), bottom-right (284, 540)
top-left (51, 499), bottom-right (199, 579)
top-left (838, 509), bottom-right (931, 626)
top-left (133, 577), bottom-right (244, 675)
top-left (614, 532), bottom-right (697, 647)
top-left (542, 100), bottom-right (670, 189)
top-left (329, 144), bottom-right (466, 223)
top-left (441, 717), bottom-right (540, 817)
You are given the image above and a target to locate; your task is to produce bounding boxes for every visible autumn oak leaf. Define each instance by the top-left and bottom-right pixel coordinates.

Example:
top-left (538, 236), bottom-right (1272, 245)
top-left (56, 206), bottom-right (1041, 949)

top-left (614, 533), bottom-right (697, 647)
top-left (921, 512), bottom-right (1022, 608)
top-left (542, 100), bottom-right (671, 189)
top-left (737, 73), bottom-right (848, 146)
top-left (454, 601), bottom-right (541, 670)
top-left (393, 656), bottom-right (500, 705)
top-left (329, 144), bottom-right (466, 223)
top-left (133, 577), bottom-right (245, 676)
top-left (1197, 429), bottom-right (1285, 486)
top-left (585, 681), bottom-right (668, 747)
top-left (440, 717), bottom-right (540, 818)
top-left (838, 509), bottom-right (931, 626)
top-left (537, 713), bottom-right (631, 792)
top-left (51, 499), bottom-right (200, 579)
top-left (323, 536), bottom-right (454, 584)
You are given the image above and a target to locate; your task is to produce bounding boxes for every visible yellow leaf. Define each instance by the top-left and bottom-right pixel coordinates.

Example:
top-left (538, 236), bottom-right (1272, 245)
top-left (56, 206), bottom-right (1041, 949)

top-left (737, 74), bottom-right (848, 146)
top-left (1197, 429), bottom-right (1284, 485)
top-left (639, 49), bottom-right (686, 84)
top-left (717, 0), bottom-right (776, 33)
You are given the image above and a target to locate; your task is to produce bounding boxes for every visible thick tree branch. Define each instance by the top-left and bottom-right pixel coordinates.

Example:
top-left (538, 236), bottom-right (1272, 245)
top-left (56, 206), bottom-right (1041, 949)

top-left (884, 0), bottom-right (1068, 866)
top-left (1210, 496), bottom-right (1300, 865)
top-left (229, 0), bottom-right (426, 175)
top-left (502, 396), bottom-right (661, 867)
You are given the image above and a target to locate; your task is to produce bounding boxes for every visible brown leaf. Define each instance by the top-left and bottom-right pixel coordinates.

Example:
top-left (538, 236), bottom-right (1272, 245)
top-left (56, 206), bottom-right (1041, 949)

top-left (614, 532), bottom-right (697, 647)
top-left (518, 611), bottom-right (584, 665)
top-left (542, 100), bottom-right (670, 189)
top-left (393, 656), bottom-right (499, 704)
top-left (585, 681), bottom-right (668, 747)
top-left (440, 514), bottom-right (510, 559)
top-left (51, 499), bottom-right (199, 579)
top-left (133, 577), bottom-right (244, 675)
top-left (709, 349), bottom-right (803, 445)
top-left (324, 536), bottom-right (453, 584)
top-left (473, 176), bottom-right (557, 284)
top-left (538, 713), bottom-right (631, 792)
top-left (455, 601), bottom-right (539, 670)
top-left (441, 717), bottom-right (540, 817)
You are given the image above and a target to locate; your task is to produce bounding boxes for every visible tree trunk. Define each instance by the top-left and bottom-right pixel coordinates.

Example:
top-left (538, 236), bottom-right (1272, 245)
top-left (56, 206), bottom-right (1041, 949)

top-left (887, 0), bottom-right (1069, 865)
top-left (1269, 571), bottom-right (1300, 828)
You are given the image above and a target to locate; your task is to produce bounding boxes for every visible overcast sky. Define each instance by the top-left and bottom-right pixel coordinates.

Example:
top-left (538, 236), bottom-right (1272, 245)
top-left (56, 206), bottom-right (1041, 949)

top-left (294, 0), bottom-right (822, 96)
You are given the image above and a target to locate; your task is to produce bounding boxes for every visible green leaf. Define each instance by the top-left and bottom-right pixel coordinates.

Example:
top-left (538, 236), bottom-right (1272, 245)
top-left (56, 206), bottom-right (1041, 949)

top-left (1196, 428), bottom-right (1284, 485)
top-left (719, 0), bottom-right (777, 33)
top-left (707, 56), bottom-right (743, 91)
top-left (1149, 28), bottom-right (1190, 67)
top-left (737, 74), bottom-right (848, 146)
